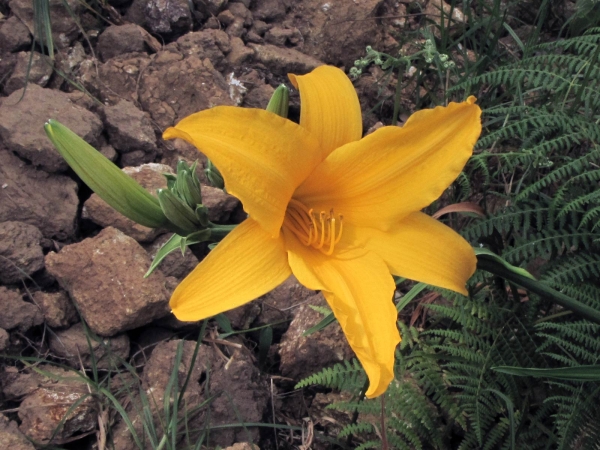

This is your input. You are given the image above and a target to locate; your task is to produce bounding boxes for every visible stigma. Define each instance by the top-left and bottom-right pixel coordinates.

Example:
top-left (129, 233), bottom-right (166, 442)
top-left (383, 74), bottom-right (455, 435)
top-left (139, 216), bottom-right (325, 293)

top-left (283, 199), bottom-right (343, 255)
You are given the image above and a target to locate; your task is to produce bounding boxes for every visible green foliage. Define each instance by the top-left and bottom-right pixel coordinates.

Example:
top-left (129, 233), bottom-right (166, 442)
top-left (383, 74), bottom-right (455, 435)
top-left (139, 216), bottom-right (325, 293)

top-left (299, 3), bottom-right (600, 449)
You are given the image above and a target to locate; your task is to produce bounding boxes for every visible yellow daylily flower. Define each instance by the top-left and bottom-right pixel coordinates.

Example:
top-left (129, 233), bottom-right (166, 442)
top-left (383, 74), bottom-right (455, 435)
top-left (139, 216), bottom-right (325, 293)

top-left (163, 65), bottom-right (482, 398)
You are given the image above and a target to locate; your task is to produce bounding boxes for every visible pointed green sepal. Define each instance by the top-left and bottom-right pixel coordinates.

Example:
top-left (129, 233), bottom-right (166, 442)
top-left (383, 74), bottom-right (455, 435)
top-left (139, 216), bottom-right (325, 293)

top-left (157, 189), bottom-right (201, 234)
top-left (266, 84), bottom-right (290, 118)
top-left (195, 205), bottom-right (210, 227)
top-left (45, 119), bottom-right (169, 229)
top-left (205, 159), bottom-right (225, 189)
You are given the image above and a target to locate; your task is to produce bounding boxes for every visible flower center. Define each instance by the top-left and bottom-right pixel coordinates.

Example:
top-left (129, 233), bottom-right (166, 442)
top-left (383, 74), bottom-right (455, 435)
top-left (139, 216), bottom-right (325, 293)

top-left (283, 199), bottom-right (343, 255)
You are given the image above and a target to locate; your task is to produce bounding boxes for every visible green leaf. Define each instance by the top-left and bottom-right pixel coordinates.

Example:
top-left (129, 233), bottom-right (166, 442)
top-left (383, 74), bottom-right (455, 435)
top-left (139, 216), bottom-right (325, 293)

top-left (45, 120), bottom-right (169, 229)
top-left (476, 248), bottom-right (600, 325)
top-left (145, 233), bottom-right (184, 278)
top-left (304, 312), bottom-right (336, 336)
top-left (396, 283), bottom-right (426, 312)
top-left (493, 365), bottom-right (600, 381)
top-left (157, 189), bottom-right (199, 234)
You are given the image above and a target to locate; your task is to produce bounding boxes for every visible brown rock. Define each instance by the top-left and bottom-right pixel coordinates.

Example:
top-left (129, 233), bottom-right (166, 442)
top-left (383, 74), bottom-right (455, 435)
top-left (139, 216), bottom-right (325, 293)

top-left (176, 29), bottom-right (231, 71)
top-left (254, 275), bottom-right (315, 328)
top-left (264, 26), bottom-right (302, 46)
top-left (207, 342), bottom-right (269, 447)
top-left (217, 9), bottom-right (236, 26)
top-left (18, 367), bottom-right (96, 444)
top-left (0, 84), bottom-right (103, 173)
top-left (0, 287), bottom-right (43, 332)
top-left (49, 322), bottom-right (130, 369)
top-left (0, 150), bottom-right (79, 240)
top-left (81, 52), bottom-right (152, 104)
top-left (45, 226), bottom-right (170, 336)
top-left (102, 100), bottom-right (157, 154)
top-left (144, 0), bottom-right (192, 37)
top-left (223, 443), bottom-right (260, 450)
top-left (0, 328), bottom-right (9, 352)
top-left (201, 184), bottom-right (240, 222)
top-left (287, 0), bottom-right (385, 68)
top-left (0, 15), bottom-right (31, 54)
top-left (3, 51), bottom-right (53, 95)
top-left (32, 291), bottom-right (78, 328)
top-left (228, 2), bottom-right (253, 24)
top-left (278, 293), bottom-right (353, 381)
top-left (226, 18), bottom-right (246, 39)
top-left (1, 367), bottom-right (44, 400)
top-left (0, 415), bottom-right (35, 450)
top-left (194, 0), bottom-right (228, 15)
top-left (83, 163), bottom-right (172, 243)
top-left (252, 0), bottom-right (288, 21)
top-left (9, 0), bottom-right (81, 49)
top-left (249, 44), bottom-right (322, 75)
top-left (226, 36), bottom-right (254, 66)
top-left (144, 233), bottom-right (199, 280)
top-left (139, 51), bottom-right (234, 129)
top-left (0, 221), bottom-right (44, 284)
top-left (97, 24), bottom-right (156, 62)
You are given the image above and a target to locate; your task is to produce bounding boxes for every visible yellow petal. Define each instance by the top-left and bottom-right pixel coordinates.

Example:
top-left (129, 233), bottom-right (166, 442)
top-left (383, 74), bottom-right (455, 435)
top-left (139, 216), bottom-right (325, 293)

top-left (164, 107), bottom-right (321, 237)
top-left (170, 218), bottom-right (291, 321)
top-left (294, 98), bottom-right (482, 230)
top-left (289, 65), bottom-right (362, 160)
top-left (283, 228), bottom-right (400, 398)
top-left (347, 212), bottom-right (476, 295)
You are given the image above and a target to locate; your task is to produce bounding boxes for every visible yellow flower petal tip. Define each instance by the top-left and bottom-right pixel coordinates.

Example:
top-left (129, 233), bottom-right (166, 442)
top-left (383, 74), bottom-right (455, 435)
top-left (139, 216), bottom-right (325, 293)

top-left (164, 65), bottom-right (482, 398)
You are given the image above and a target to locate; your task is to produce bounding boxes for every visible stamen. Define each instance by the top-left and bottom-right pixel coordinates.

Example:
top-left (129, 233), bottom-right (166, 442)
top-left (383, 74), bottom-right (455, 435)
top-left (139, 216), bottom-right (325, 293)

top-left (283, 200), bottom-right (345, 255)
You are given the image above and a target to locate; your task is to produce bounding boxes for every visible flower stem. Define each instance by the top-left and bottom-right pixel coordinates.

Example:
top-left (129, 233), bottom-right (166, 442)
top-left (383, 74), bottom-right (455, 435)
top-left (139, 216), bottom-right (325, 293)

top-left (208, 224), bottom-right (237, 241)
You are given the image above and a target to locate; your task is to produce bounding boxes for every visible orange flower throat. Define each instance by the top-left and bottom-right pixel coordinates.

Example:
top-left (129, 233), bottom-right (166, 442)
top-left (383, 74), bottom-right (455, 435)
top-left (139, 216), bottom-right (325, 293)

top-left (283, 199), bottom-right (343, 255)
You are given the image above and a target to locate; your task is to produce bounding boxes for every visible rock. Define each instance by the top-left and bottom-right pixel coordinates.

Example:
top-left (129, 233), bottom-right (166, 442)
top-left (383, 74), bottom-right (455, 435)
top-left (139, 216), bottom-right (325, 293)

top-left (32, 291), bottom-right (77, 328)
top-left (18, 367), bottom-right (96, 444)
top-left (144, 233), bottom-right (199, 280)
top-left (201, 184), bottom-right (241, 222)
top-left (83, 163), bottom-right (171, 242)
top-left (0, 15), bottom-right (31, 54)
top-left (1, 366), bottom-right (45, 400)
top-left (228, 2), bottom-right (253, 24)
top-left (0, 84), bottom-right (103, 173)
top-left (251, 0), bottom-right (288, 21)
top-left (138, 51), bottom-right (233, 129)
top-left (176, 29), bottom-right (231, 71)
top-left (144, 0), bottom-right (192, 37)
top-left (264, 26), bottom-right (303, 46)
top-left (206, 341), bottom-right (269, 447)
top-left (253, 276), bottom-right (315, 328)
top-left (0, 221), bottom-right (44, 284)
top-left (217, 9), bottom-right (236, 26)
top-left (0, 287), bottom-right (43, 332)
top-left (0, 54), bottom-right (17, 89)
top-left (223, 443), bottom-right (260, 450)
top-left (225, 18), bottom-right (246, 38)
top-left (226, 36), bottom-right (254, 66)
top-left (242, 82), bottom-right (275, 109)
top-left (102, 100), bottom-right (157, 154)
top-left (81, 52), bottom-right (152, 104)
top-left (0, 415), bottom-right (35, 450)
top-left (97, 24), bottom-right (158, 62)
top-left (0, 150), bottom-right (78, 240)
top-left (278, 293), bottom-right (353, 381)
top-left (2, 51), bottom-right (53, 95)
top-left (9, 0), bottom-right (81, 49)
top-left (45, 226), bottom-right (170, 336)
top-left (249, 44), bottom-right (322, 75)
top-left (49, 322), bottom-right (130, 369)
top-left (0, 328), bottom-right (9, 352)
top-left (287, 0), bottom-right (385, 68)
top-left (194, 0), bottom-right (228, 16)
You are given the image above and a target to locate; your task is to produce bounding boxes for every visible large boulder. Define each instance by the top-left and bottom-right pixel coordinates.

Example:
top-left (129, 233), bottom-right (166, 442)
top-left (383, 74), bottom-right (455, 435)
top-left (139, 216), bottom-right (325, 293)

top-left (45, 227), bottom-right (170, 336)
top-left (0, 84), bottom-right (103, 173)
top-left (0, 150), bottom-right (78, 240)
